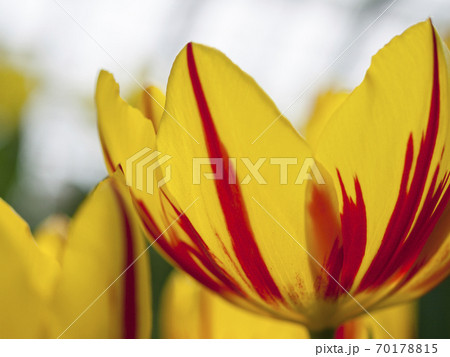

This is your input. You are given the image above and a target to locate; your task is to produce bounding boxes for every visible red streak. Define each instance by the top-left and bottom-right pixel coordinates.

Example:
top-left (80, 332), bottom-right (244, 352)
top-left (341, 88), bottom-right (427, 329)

top-left (338, 174), bottom-right (367, 291)
top-left (186, 43), bottom-right (282, 303)
top-left (335, 320), bottom-right (359, 339)
top-left (111, 182), bottom-right (137, 339)
top-left (321, 173), bottom-right (367, 299)
top-left (162, 191), bottom-right (247, 296)
top-left (358, 26), bottom-right (445, 292)
top-left (135, 196), bottom-right (245, 298)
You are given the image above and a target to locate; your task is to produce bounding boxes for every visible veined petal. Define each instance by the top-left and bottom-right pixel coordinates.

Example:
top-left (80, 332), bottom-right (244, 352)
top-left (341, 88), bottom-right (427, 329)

top-left (375, 202), bottom-right (450, 308)
top-left (96, 71), bottom-right (156, 173)
top-left (314, 21), bottom-right (450, 310)
top-left (0, 199), bottom-right (60, 338)
top-left (50, 174), bottom-right (151, 338)
top-left (99, 21), bottom-right (449, 331)
top-left (154, 42), bottom-right (336, 323)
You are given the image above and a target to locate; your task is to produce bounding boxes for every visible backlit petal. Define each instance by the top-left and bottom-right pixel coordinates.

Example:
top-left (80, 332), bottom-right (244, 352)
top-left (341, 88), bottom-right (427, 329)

top-left (35, 215), bottom-right (69, 264)
top-left (301, 91), bottom-right (348, 149)
top-left (153, 42), bottom-right (337, 324)
top-left (314, 21), bottom-right (450, 312)
top-left (160, 271), bottom-right (309, 339)
top-left (96, 71), bottom-right (156, 173)
top-left (161, 271), bottom-right (416, 339)
top-left (137, 85), bottom-right (165, 132)
top-left (50, 175), bottom-right (151, 338)
top-left (0, 199), bottom-right (59, 338)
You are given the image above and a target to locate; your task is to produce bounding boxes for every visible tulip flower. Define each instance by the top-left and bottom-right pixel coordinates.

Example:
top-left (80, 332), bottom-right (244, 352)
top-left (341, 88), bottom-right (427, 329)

top-left (0, 176), bottom-right (151, 338)
top-left (96, 20), bottom-right (450, 336)
top-left (160, 271), bottom-right (417, 339)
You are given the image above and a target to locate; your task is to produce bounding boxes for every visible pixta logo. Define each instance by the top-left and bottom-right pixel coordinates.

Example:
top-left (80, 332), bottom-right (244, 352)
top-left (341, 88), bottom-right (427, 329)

top-left (125, 148), bottom-right (172, 194)
top-left (192, 157), bottom-right (325, 185)
top-left (126, 149), bottom-right (325, 195)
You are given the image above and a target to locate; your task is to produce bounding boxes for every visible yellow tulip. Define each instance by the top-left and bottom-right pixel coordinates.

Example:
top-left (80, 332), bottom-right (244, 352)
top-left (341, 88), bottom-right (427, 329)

top-left (160, 271), bottom-right (417, 339)
top-left (0, 175), bottom-right (151, 338)
top-left (96, 20), bottom-right (450, 335)
top-left (0, 61), bottom-right (31, 140)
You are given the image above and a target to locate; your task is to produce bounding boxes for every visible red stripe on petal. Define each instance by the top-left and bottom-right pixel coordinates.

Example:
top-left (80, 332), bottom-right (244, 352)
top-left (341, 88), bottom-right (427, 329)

top-left (323, 238), bottom-right (344, 298)
top-left (135, 198), bottom-right (230, 295)
top-left (338, 174), bottom-right (367, 291)
top-left (162, 191), bottom-right (248, 296)
top-left (393, 171), bottom-right (450, 290)
top-left (111, 182), bottom-right (137, 339)
top-left (334, 325), bottom-right (345, 339)
top-left (134, 194), bottom-right (248, 300)
top-left (186, 43), bottom-right (283, 303)
top-left (321, 173), bottom-right (367, 299)
top-left (358, 27), bottom-right (443, 292)
top-left (335, 320), bottom-right (359, 339)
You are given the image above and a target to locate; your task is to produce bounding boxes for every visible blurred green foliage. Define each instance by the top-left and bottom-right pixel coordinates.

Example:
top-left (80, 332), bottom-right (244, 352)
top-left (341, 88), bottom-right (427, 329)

top-left (0, 131), bottom-right (20, 198)
top-left (150, 248), bottom-right (174, 338)
top-left (0, 60), bottom-right (30, 200)
top-left (419, 277), bottom-right (450, 338)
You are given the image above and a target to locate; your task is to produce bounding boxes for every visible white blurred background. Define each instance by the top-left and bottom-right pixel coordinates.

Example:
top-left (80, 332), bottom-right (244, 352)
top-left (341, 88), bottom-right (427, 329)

top-left (0, 0), bottom-right (449, 224)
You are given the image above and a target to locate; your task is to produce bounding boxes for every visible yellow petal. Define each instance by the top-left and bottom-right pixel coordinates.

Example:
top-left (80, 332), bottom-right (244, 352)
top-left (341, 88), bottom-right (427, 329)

top-left (0, 62), bottom-right (32, 139)
top-left (161, 271), bottom-right (309, 339)
top-left (35, 215), bottom-right (70, 264)
top-left (153, 42), bottom-right (334, 324)
top-left (378, 202), bottom-right (450, 307)
top-left (313, 20), bottom-right (450, 310)
top-left (50, 174), bottom-right (151, 338)
top-left (137, 86), bottom-right (165, 132)
top-left (101, 22), bottom-right (450, 330)
top-left (301, 91), bottom-right (348, 149)
top-left (161, 271), bottom-right (416, 339)
top-left (0, 199), bottom-right (60, 338)
top-left (96, 71), bottom-right (156, 173)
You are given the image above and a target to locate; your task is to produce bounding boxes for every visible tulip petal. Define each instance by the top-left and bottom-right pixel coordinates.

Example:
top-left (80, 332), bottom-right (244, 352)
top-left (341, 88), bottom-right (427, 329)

top-left (377, 202), bottom-right (450, 307)
top-left (96, 71), bottom-right (156, 173)
top-left (314, 20), bottom-right (450, 301)
top-left (0, 199), bottom-right (60, 338)
top-left (50, 174), bottom-right (151, 338)
top-left (301, 91), bottom-right (349, 149)
top-left (35, 215), bottom-right (70, 264)
top-left (153, 42), bottom-right (335, 321)
top-left (137, 85), bottom-right (165, 132)
top-left (161, 271), bottom-right (416, 339)
top-left (161, 271), bottom-right (309, 338)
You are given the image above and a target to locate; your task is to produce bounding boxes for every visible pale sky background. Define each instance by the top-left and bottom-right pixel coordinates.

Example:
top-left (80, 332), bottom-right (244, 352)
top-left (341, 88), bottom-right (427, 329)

top-left (0, 0), bottom-right (449, 223)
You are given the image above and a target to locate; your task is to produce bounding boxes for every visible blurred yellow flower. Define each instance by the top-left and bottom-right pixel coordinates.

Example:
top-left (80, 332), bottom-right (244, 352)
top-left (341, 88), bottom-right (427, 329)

top-left (96, 20), bottom-right (450, 335)
top-left (0, 175), bottom-right (151, 338)
top-left (0, 61), bottom-right (31, 141)
top-left (161, 271), bottom-right (417, 339)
